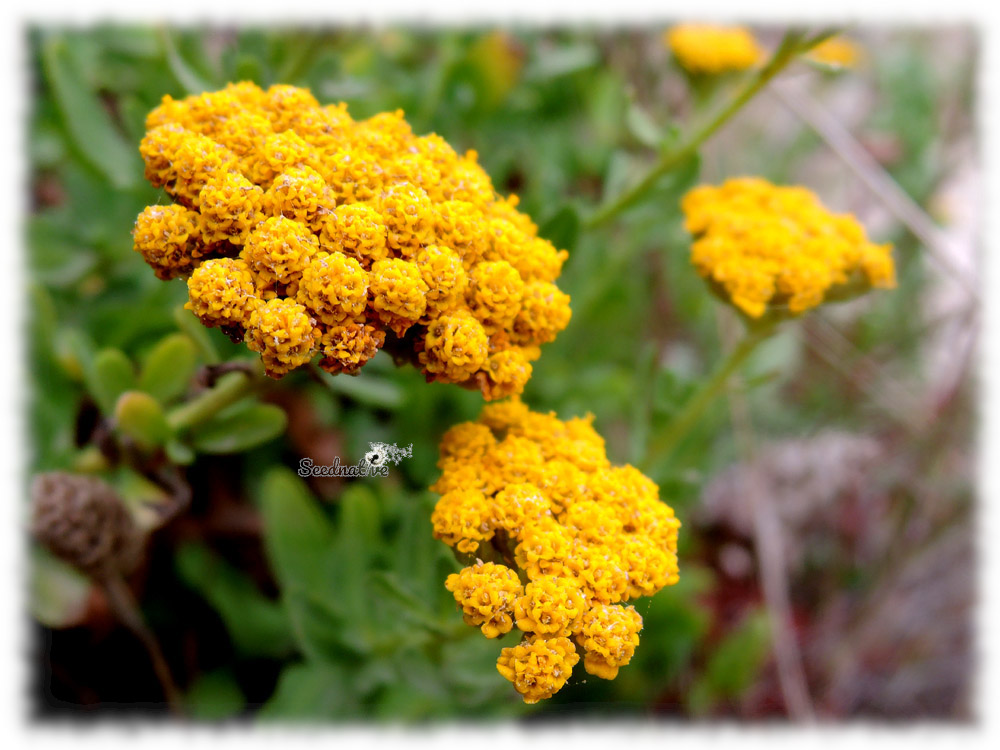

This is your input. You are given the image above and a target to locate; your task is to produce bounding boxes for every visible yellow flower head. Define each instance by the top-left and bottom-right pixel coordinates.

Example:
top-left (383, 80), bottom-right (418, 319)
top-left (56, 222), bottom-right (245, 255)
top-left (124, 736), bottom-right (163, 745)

top-left (244, 297), bottom-right (317, 377)
top-left (575, 603), bottom-right (643, 680)
top-left (185, 257), bottom-right (258, 328)
top-left (666, 24), bottom-right (764, 74)
top-left (445, 561), bottom-right (523, 638)
top-left (198, 170), bottom-right (265, 245)
top-left (134, 82), bottom-right (571, 395)
top-left (496, 635), bottom-right (580, 704)
top-left (133, 204), bottom-right (202, 280)
top-left (431, 488), bottom-right (496, 554)
top-left (431, 399), bottom-right (681, 702)
top-left (682, 177), bottom-right (896, 318)
top-left (318, 322), bottom-right (385, 375)
top-left (420, 310), bottom-right (490, 383)
top-left (807, 36), bottom-right (861, 69)
top-left (242, 215), bottom-right (319, 287)
top-left (514, 576), bottom-right (587, 636)
top-left (297, 252), bottom-right (369, 327)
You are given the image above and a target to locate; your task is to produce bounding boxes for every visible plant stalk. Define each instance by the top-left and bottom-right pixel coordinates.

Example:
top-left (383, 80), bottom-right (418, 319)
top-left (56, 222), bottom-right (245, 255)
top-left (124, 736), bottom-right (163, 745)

top-left (643, 319), bottom-right (777, 469)
top-left (585, 28), bottom-right (838, 229)
top-left (166, 371), bottom-right (257, 433)
top-left (101, 571), bottom-right (184, 716)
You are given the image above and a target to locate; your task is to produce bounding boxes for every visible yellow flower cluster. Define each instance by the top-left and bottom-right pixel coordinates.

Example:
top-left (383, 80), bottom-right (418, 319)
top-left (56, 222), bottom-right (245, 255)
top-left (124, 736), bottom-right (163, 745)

top-left (807, 37), bottom-right (861, 69)
top-left (681, 177), bottom-right (896, 318)
top-left (665, 24), bottom-right (764, 74)
top-left (132, 81), bottom-right (571, 396)
top-left (433, 398), bottom-right (679, 703)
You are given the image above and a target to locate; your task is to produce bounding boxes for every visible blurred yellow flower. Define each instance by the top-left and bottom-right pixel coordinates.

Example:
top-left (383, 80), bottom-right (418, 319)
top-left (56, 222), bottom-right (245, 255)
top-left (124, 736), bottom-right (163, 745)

top-left (665, 23), bottom-right (764, 74)
top-left (682, 177), bottom-right (896, 318)
top-left (807, 36), bottom-right (862, 69)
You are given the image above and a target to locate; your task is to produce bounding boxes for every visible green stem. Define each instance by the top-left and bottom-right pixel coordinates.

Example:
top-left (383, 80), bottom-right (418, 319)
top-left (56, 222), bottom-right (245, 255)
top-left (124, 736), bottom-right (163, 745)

top-left (585, 28), bottom-right (838, 229)
top-left (643, 320), bottom-right (777, 469)
top-left (166, 371), bottom-right (257, 433)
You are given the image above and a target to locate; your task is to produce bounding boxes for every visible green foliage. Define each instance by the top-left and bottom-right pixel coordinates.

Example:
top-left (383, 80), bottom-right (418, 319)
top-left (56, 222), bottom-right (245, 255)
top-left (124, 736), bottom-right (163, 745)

top-left (175, 542), bottom-right (295, 658)
top-left (687, 609), bottom-right (771, 715)
top-left (26, 24), bottom-right (962, 721)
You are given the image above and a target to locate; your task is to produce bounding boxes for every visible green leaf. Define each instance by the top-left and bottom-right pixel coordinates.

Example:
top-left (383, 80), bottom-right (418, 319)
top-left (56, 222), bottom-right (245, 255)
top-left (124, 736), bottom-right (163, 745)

top-left (524, 42), bottom-right (599, 82)
top-left (114, 390), bottom-right (170, 450)
top-left (138, 333), bottom-right (198, 403)
top-left (30, 547), bottom-right (92, 629)
top-left (626, 100), bottom-right (664, 149)
top-left (52, 328), bottom-right (94, 382)
top-left (258, 468), bottom-right (336, 594)
top-left (601, 150), bottom-right (635, 204)
top-left (159, 28), bottom-right (214, 95)
top-left (88, 348), bottom-right (136, 414)
top-left (258, 662), bottom-right (357, 721)
top-left (538, 204), bottom-right (581, 253)
top-left (651, 151), bottom-right (702, 202)
top-left (687, 608), bottom-right (771, 714)
top-left (185, 669), bottom-right (246, 720)
top-left (174, 306), bottom-right (220, 365)
top-left (175, 542), bottom-right (295, 658)
top-left (315, 366), bottom-right (405, 410)
top-left (328, 485), bottom-right (383, 637)
top-left (370, 571), bottom-right (454, 637)
top-left (285, 587), bottom-right (370, 663)
top-left (164, 438), bottom-right (196, 465)
top-left (40, 37), bottom-right (140, 189)
top-left (27, 216), bottom-right (98, 287)
top-left (190, 402), bottom-right (287, 454)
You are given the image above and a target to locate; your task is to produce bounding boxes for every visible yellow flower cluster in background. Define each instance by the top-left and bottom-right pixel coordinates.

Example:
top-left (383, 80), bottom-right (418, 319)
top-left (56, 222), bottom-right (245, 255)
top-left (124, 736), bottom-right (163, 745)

top-left (807, 36), bottom-right (861, 69)
top-left (665, 24), bottom-right (764, 74)
top-left (432, 398), bottom-right (680, 703)
top-left (132, 82), bottom-right (571, 396)
top-left (681, 177), bottom-right (896, 318)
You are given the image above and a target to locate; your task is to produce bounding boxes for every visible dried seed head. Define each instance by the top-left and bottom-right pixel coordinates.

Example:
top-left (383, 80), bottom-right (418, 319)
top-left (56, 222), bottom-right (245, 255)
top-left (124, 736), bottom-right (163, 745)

top-left (31, 472), bottom-right (143, 577)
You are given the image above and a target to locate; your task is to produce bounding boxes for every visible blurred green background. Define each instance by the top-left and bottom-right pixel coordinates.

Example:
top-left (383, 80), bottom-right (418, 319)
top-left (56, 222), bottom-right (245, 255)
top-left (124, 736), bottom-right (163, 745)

top-left (27, 24), bottom-right (976, 720)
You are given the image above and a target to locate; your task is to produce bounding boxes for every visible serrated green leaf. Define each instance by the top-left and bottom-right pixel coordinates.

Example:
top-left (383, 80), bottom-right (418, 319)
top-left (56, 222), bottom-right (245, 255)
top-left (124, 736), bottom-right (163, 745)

top-left (285, 586), bottom-right (370, 663)
top-left (370, 571), bottom-right (454, 637)
top-left (175, 542), bottom-right (295, 658)
top-left (88, 348), bottom-right (136, 414)
top-left (138, 333), bottom-right (198, 403)
top-left (41, 37), bottom-right (140, 188)
top-left (190, 403), bottom-right (287, 454)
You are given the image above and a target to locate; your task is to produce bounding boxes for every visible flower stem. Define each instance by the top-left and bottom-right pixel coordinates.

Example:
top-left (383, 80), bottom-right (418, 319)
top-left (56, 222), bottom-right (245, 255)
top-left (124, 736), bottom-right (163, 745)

top-left (585, 28), bottom-right (838, 229)
top-left (100, 570), bottom-right (184, 715)
top-left (643, 319), bottom-right (778, 470)
top-left (166, 371), bottom-right (258, 433)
